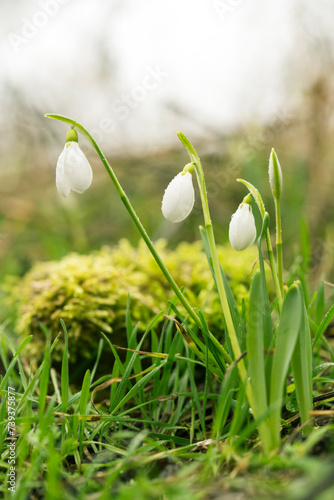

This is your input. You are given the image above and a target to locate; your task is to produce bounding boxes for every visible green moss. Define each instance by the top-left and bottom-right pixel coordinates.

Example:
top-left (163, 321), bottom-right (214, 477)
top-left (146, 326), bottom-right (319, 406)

top-left (7, 239), bottom-right (260, 367)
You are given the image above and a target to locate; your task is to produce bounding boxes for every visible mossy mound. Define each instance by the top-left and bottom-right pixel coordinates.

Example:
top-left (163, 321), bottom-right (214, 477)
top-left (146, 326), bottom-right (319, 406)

top-left (9, 239), bottom-right (259, 366)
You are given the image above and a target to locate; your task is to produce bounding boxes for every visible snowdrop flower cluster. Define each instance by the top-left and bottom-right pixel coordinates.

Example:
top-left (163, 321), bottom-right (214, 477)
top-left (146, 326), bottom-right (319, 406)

top-left (55, 124), bottom-right (258, 255)
top-left (56, 128), bottom-right (93, 197)
top-left (161, 161), bottom-right (257, 252)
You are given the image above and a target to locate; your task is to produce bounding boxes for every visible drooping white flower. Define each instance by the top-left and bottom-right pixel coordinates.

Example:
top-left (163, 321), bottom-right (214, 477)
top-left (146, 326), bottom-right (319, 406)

top-left (229, 201), bottom-right (257, 251)
top-left (161, 171), bottom-right (195, 223)
top-left (268, 148), bottom-right (283, 199)
top-left (56, 141), bottom-right (93, 197)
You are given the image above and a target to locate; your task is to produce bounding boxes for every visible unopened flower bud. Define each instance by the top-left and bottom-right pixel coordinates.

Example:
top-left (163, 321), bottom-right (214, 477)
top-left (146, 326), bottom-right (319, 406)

top-left (268, 148), bottom-right (283, 199)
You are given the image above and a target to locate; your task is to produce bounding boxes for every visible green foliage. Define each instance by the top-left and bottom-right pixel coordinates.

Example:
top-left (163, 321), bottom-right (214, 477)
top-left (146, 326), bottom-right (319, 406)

top-left (5, 239), bottom-right (258, 367)
top-left (1, 309), bottom-right (334, 500)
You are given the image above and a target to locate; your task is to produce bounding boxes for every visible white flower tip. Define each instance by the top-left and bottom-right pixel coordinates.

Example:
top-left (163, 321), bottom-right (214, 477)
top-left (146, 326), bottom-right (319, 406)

top-left (161, 171), bottom-right (195, 223)
top-left (229, 203), bottom-right (257, 251)
top-left (56, 142), bottom-right (93, 197)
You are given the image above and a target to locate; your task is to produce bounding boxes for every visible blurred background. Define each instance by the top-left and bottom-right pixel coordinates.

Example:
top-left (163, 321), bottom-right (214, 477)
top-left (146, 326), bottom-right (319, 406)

top-left (1, 0), bottom-right (334, 287)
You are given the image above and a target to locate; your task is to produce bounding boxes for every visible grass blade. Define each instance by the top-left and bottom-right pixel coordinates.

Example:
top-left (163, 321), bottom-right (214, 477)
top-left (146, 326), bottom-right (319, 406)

top-left (211, 364), bottom-right (238, 440)
top-left (199, 225), bottom-right (246, 354)
top-left (110, 363), bottom-right (166, 415)
top-left (39, 330), bottom-right (51, 428)
top-left (79, 369), bottom-right (91, 456)
top-left (312, 303), bottom-right (334, 349)
top-left (0, 336), bottom-right (33, 392)
top-left (60, 319), bottom-right (69, 446)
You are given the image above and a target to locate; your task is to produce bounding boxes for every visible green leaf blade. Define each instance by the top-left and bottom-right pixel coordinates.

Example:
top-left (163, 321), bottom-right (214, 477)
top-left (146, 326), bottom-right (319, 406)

top-left (269, 284), bottom-right (303, 448)
top-left (247, 271), bottom-right (269, 417)
top-left (291, 286), bottom-right (313, 430)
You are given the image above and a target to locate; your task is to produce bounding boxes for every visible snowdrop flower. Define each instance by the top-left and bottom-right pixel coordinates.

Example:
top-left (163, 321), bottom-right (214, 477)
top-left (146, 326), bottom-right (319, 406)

top-left (229, 196), bottom-right (257, 251)
top-left (161, 164), bottom-right (195, 223)
top-left (56, 128), bottom-right (93, 197)
top-left (268, 148), bottom-right (283, 199)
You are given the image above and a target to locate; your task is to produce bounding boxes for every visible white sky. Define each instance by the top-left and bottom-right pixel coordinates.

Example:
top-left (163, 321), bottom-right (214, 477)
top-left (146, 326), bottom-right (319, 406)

top-left (0, 0), bottom-right (333, 152)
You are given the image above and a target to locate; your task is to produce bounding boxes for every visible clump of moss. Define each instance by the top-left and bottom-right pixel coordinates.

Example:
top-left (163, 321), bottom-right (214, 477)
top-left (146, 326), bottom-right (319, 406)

top-left (8, 239), bottom-right (259, 366)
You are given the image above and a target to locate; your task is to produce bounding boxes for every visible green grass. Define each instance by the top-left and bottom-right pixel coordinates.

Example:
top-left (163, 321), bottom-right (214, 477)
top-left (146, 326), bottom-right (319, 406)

top-left (1, 293), bottom-right (334, 500)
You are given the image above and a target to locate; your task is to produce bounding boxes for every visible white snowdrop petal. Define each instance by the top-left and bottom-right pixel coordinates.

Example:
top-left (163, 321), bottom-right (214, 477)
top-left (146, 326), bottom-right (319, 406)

top-left (55, 142), bottom-right (93, 197)
top-left (63, 143), bottom-right (93, 194)
top-left (161, 172), bottom-right (195, 223)
top-left (56, 146), bottom-right (71, 197)
top-left (229, 204), bottom-right (257, 251)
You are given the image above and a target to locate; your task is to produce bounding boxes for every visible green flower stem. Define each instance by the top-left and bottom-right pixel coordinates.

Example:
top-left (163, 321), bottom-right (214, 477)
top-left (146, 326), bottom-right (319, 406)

top-left (265, 228), bottom-right (283, 312)
top-left (177, 135), bottom-right (276, 453)
top-left (45, 114), bottom-right (232, 365)
top-left (176, 135), bottom-right (275, 449)
top-left (177, 132), bottom-right (254, 403)
top-left (275, 197), bottom-right (284, 295)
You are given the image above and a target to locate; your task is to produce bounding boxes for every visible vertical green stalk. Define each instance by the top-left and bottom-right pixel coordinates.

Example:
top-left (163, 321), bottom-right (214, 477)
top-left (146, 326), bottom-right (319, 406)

top-left (275, 197), bottom-right (284, 295)
top-left (265, 228), bottom-right (283, 311)
top-left (177, 132), bottom-right (254, 407)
